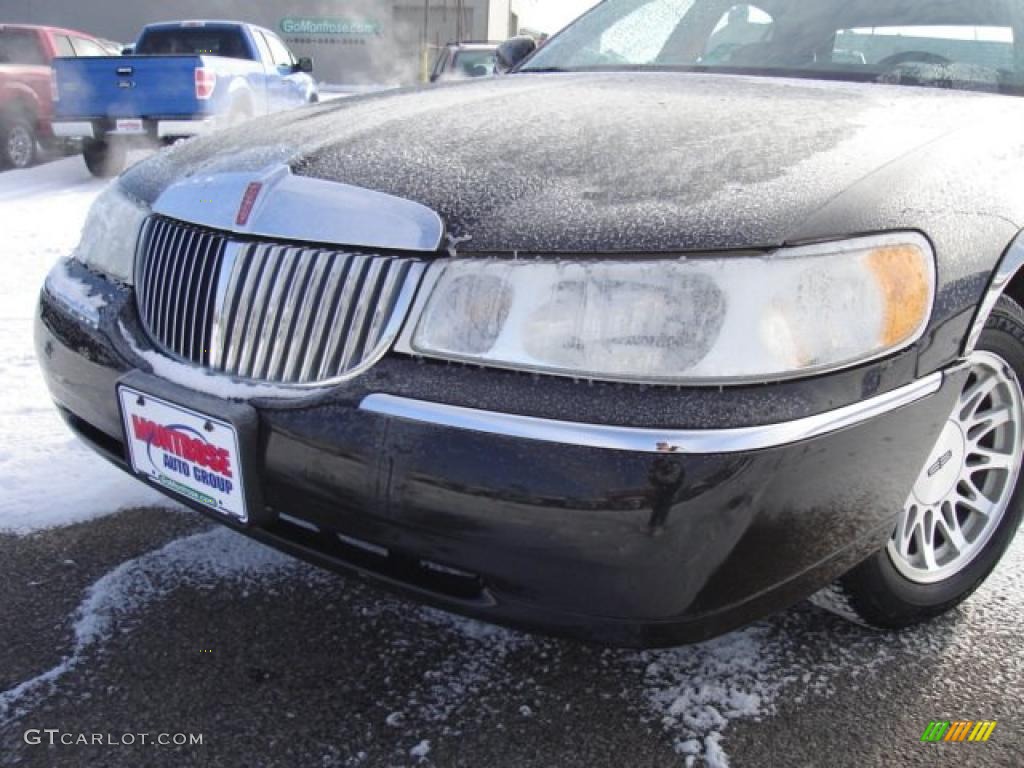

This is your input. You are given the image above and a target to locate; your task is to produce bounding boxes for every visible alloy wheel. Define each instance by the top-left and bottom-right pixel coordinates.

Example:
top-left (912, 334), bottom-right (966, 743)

top-left (7, 124), bottom-right (34, 168)
top-left (888, 351), bottom-right (1024, 584)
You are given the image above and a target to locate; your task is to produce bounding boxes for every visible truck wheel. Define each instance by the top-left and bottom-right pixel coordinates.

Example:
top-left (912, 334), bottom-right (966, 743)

top-left (228, 98), bottom-right (254, 127)
top-left (82, 139), bottom-right (126, 178)
top-left (0, 113), bottom-right (38, 170)
top-left (811, 295), bottom-right (1024, 628)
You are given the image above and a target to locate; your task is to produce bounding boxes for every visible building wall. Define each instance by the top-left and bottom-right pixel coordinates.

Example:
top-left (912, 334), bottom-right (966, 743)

top-left (0, 0), bottom-right (499, 83)
top-left (487, 0), bottom-right (510, 41)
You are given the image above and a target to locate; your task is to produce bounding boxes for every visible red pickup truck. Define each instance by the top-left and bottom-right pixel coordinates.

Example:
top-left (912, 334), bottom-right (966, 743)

top-left (0, 24), bottom-right (112, 169)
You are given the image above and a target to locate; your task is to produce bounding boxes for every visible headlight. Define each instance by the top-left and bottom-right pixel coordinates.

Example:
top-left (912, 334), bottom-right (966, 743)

top-left (404, 234), bottom-right (935, 384)
top-left (72, 183), bottom-right (149, 283)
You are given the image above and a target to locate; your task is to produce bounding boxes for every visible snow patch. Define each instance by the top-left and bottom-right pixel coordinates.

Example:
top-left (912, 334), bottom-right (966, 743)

top-left (43, 258), bottom-right (108, 325)
top-left (0, 528), bottom-right (293, 724)
top-left (409, 739), bottom-right (431, 760)
top-left (120, 321), bottom-right (311, 401)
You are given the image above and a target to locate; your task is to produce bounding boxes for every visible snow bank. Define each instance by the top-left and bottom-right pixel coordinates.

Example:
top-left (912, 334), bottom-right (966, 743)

top-left (0, 158), bottom-right (168, 534)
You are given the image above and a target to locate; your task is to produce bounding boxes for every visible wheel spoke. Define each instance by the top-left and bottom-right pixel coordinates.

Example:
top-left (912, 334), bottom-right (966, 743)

top-left (894, 504), bottom-right (922, 553)
top-left (958, 486), bottom-right (996, 519)
top-left (970, 447), bottom-right (1015, 472)
top-left (938, 507), bottom-right (969, 554)
top-left (968, 405), bottom-right (1013, 438)
top-left (918, 521), bottom-right (939, 571)
top-left (960, 374), bottom-right (999, 419)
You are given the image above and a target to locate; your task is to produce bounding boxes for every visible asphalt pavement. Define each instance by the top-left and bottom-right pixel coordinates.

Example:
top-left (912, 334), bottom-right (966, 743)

top-left (1, 505), bottom-right (1021, 768)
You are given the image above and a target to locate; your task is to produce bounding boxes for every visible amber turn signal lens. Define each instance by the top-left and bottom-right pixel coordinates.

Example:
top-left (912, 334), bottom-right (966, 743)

top-left (869, 244), bottom-right (933, 347)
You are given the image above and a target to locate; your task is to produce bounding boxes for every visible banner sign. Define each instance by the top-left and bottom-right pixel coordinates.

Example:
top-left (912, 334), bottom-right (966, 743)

top-left (280, 17), bottom-right (383, 38)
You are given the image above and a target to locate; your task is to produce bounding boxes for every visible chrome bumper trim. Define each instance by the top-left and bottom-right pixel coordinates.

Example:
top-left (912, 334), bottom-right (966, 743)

top-left (360, 373), bottom-right (945, 454)
top-left (51, 121), bottom-right (94, 139)
top-left (157, 119), bottom-right (217, 139)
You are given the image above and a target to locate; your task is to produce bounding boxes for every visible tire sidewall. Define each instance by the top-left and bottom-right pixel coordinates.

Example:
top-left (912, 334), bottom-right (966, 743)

top-left (83, 139), bottom-right (126, 178)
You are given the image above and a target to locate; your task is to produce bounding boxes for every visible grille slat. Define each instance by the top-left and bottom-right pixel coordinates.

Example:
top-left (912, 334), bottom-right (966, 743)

top-left (227, 246), bottom-right (269, 377)
top-left (136, 216), bottom-right (423, 385)
top-left (155, 224), bottom-right (178, 344)
top-left (144, 219), bottom-right (170, 330)
top-left (268, 249), bottom-right (318, 383)
top-left (284, 251), bottom-right (332, 384)
top-left (158, 224), bottom-right (186, 344)
top-left (318, 254), bottom-right (368, 381)
top-left (175, 229), bottom-right (203, 357)
top-left (193, 235), bottom-right (224, 365)
top-left (145, 221), bottom-right (163, 334)
top-left (250, 249), bottom-right (298, 381)
top-left (240, 250), bottom-right (285, 380)
top-left (340, 257), bottom-right (387, 374)
top-left (300, 254), bottom-right (353, 384)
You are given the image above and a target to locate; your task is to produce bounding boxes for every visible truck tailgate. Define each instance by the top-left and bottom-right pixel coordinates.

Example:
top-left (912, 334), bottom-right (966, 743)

top-left (54, 56), bottom-right (205, 119)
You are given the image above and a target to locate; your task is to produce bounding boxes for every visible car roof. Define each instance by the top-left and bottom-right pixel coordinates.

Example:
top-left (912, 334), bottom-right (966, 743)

top-left (446, 41), bottom-right (501, 50)
top-left (142, 20), bottom-right (249, 31)
top-left (0, 23), bottom-right (99, 38)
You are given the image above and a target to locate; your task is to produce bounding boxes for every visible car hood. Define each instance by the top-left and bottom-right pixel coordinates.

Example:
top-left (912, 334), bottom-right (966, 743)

top-left (122, 72), bottom-right (1021, 254)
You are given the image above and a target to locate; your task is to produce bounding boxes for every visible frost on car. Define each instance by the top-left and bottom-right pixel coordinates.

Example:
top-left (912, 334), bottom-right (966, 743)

top-left (35, 0), bottom-right (1024, 647)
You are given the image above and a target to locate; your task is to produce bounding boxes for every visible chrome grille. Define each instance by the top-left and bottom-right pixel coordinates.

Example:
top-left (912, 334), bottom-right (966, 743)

top-left (135, 216), bottom-right (425, 385)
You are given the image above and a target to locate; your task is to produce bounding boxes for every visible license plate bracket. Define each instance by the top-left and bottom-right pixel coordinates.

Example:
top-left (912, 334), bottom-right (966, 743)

top-left (114, 118), bottom-right (145, 135)
top-left (116, 372), bottom-right (267, 526)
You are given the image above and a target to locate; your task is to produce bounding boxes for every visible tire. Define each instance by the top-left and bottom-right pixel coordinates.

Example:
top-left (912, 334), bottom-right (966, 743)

top-left (812, 294), bottom-right (1024, 629)
top-left (82, 139), bottom-right (126, 178)
top-left (0, 112), bottom-right (38, 169)
top-left (228, 98), bottom-right (253, 127)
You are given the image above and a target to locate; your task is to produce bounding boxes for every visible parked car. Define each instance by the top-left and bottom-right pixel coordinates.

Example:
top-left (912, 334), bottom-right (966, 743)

top-left (0, 23), bottom-right (109, 168)
top-left (52, 20), bottom-right (317, 177)
top-left (36, 0), bottom-right (1024, 647)
top-left (430, 41), bottom-right (499, 81)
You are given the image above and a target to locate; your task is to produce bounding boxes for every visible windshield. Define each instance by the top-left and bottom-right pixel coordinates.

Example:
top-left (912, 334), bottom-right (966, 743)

top-left (453, 49), bottom-right (498, 77)
top-left (523, 0), bottom-right (1024, 94)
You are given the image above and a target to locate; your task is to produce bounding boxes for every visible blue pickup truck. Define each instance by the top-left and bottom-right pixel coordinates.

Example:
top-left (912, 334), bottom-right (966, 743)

top-left (52, 20), bottom-right (318, 176)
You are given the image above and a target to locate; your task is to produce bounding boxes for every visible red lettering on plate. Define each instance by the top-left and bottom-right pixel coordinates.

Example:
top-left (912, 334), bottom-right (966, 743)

top-left (132, 415), bottom-right (157, 442)
top-left (131, 415), bottom-right (233, 479)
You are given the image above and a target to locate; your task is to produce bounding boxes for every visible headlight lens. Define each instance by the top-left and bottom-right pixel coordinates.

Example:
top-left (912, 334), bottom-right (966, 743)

top-left (72, 183), bottom-right (149, 283)
top-left (407, 234), bottom-right (935, 384)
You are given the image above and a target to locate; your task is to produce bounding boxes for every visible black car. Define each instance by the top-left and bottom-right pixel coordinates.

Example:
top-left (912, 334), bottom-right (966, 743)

top-left (36, 0), bottom-right (1024, 647)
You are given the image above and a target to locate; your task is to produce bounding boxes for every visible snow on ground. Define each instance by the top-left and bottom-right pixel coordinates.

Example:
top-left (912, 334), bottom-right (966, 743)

top-left (0, 157), bottom-right (167, 534)
top-left (0, 528), bottom-right (296, 725)
top-left (1, 514), bottom-right (1019, 766)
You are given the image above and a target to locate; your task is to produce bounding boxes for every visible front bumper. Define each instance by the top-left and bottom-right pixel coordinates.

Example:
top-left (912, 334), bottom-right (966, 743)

top-left (35, 261), bottom-right (965, 647)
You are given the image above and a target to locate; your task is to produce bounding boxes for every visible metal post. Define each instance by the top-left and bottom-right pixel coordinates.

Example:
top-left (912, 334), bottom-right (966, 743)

top-left (421, 0), bottom-right (431, 82)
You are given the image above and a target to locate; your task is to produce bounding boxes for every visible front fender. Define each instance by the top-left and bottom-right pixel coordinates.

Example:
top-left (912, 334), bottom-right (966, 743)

top-left (963, 229), bottom-right (1024, 355)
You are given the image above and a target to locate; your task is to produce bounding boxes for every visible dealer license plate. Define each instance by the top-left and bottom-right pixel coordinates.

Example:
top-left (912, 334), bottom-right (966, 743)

top-left (118, 385), bottom-right (248, 523)
top-left (114, 118), bottom-right (145, 134)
